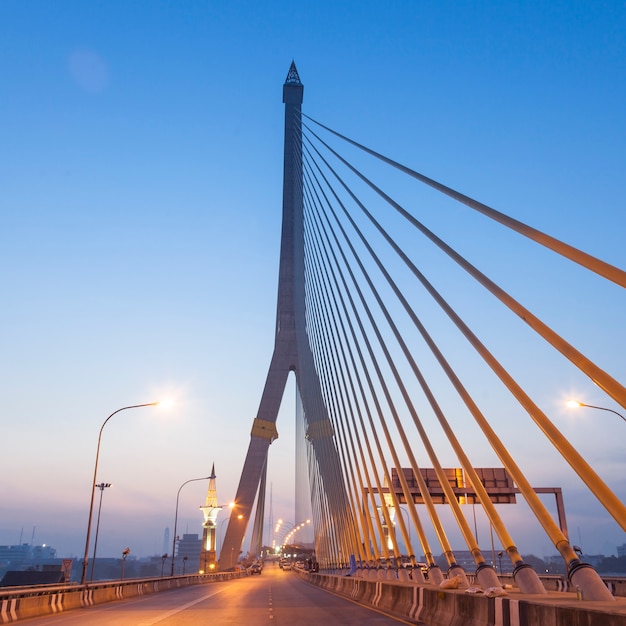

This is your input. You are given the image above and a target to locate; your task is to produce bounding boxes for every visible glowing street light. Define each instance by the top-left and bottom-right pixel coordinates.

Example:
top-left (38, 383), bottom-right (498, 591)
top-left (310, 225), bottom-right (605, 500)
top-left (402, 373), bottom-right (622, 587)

top-left (566, 400), bottom-right (626, 423)
top-left (274, 519), bottom-right (294, 545)
top-left (81, 402), bottom-right (161, 585)
top-left (281, 519), bottom-right (311, 548)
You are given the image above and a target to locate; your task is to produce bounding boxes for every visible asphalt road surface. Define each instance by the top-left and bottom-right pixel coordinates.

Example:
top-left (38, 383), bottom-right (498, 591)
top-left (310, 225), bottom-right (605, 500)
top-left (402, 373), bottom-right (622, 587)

top-left (19, 565), bottom-right (419, 625)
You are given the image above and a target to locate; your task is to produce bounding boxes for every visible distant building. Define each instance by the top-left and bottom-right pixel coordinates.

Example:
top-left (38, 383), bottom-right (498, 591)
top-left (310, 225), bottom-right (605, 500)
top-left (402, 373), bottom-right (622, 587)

top-left (163, 528), bottom-right (170, 556)
top-left (543, 555), bottom-right (567, 575)
top-left (0, 544), bottom-right (32, 569)
top-left (0, 544), bottom-right (67, 583)
top-left (434, 551), bottom-right (489, 572)
top-left (176, 534), bottom-right (202, 573)
top-left (430, 550), bottom-right (521, 574)
top-left (90, 557), bottom-right (124, 581)
top-left (0, 544), bottom-right (57, 571)
top-left (32, 545), bottom-right (57, 559)
top-left (582, 554), bottom-right (605, 567)
top-left (1, 569), bottom-right (65, 587)
top-left (617, 544), bottom-right (626, 558)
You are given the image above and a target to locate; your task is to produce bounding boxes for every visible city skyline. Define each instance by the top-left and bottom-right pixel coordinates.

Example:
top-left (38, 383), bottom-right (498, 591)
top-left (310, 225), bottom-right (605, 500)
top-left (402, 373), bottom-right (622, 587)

top-left (1, 2), bottom-right (624, 561)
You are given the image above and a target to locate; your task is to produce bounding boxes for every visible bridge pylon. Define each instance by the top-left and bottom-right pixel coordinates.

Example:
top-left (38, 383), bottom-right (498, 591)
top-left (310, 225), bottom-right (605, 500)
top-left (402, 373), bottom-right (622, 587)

top-left (218, 62), bottom-right (352, 570)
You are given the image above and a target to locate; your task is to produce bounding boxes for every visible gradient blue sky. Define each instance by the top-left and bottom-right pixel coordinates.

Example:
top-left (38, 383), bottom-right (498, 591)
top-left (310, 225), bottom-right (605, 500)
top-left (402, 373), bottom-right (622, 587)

top-left (1, 1), bottom-right (624, 560)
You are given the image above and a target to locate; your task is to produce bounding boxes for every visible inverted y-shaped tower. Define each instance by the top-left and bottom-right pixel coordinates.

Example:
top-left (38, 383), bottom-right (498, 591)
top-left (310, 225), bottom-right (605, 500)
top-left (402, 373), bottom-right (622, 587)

top-left (219, 62), bottom-right (351, 570)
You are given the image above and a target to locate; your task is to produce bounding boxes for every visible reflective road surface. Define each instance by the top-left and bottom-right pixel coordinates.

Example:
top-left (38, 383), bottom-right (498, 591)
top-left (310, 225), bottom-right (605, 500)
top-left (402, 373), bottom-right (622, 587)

top-left (20, 565), bottom-right (419, 625)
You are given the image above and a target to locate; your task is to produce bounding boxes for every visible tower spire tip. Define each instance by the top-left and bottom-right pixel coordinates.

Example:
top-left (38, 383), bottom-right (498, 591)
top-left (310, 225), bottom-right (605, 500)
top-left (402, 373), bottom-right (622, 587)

top-left (285, 60), bottom-right (301, 85)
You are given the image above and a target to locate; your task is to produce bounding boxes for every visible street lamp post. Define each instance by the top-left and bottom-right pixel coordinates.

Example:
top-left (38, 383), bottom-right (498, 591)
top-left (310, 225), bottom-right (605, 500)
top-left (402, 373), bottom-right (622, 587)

top-left (89, 482), bottom-right (111, 581)
top-left (566, 400), bottom-right (626, 423)
top-left (171, 476), bottom-right (210, 576)
top-left (81, 402), bottom-right (160, 585)
top-left (121, 547), bottom-right (130, 580)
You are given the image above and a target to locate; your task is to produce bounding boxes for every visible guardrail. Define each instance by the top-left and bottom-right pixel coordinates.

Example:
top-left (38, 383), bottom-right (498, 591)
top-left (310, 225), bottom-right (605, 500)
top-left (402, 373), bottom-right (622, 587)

top-left (322, 568), bottom-right (626, 598)
top-left (484, 572), bottom-right (626, 598)
top-left (319, 567), bottom-right (626, 598)
top-left (0, 571), bottom-right (246, 623)
top-left (298, 569), bottom-right (626, 626)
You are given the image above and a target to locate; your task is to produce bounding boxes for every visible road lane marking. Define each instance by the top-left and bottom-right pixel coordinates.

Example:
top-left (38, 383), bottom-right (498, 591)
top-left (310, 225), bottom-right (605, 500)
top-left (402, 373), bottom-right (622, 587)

top-left (138, 584), bottom-right (233, 625)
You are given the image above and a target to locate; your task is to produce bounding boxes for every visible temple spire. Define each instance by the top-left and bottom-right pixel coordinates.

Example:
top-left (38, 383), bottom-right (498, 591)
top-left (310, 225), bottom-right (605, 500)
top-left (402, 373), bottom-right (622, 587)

top-left (200, 463), bottom-right (220, 572)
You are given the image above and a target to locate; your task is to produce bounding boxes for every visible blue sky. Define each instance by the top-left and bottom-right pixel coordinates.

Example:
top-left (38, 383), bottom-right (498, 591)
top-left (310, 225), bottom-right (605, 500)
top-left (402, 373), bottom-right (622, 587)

top-left (1, 1), bottom-right (624, 561)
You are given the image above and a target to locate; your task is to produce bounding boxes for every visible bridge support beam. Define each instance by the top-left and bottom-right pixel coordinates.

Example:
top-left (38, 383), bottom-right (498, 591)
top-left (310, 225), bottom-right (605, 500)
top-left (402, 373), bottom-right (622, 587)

top-left (397, 568), bottom-right (410, 582)
top-left (570, 562), bottom-right (616, 601)
top-left (475, 563), bottom-right (501, 590)
top-left (447, 565), bottom-right (469, 588)
top-left (513, 562), bottom-right (548, 594)
top-left (428, 565), bottom-right (444, 586)
top-left (411, 568), bottom-right (427, 584)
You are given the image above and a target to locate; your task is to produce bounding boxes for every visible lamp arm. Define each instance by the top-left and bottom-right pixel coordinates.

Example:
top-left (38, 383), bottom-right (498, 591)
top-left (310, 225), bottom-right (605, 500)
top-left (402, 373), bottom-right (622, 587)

top-left (582, 403), bottom-right (626, 423)
top-left (171, 476), bottom-right (210, 576)
top-left (80, 402), bottom-right (159, 585)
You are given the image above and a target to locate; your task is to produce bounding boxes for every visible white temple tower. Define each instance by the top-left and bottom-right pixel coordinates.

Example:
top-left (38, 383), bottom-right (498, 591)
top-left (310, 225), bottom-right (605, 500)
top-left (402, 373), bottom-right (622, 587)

top-left (199, 463), bottom-right (221, 572)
